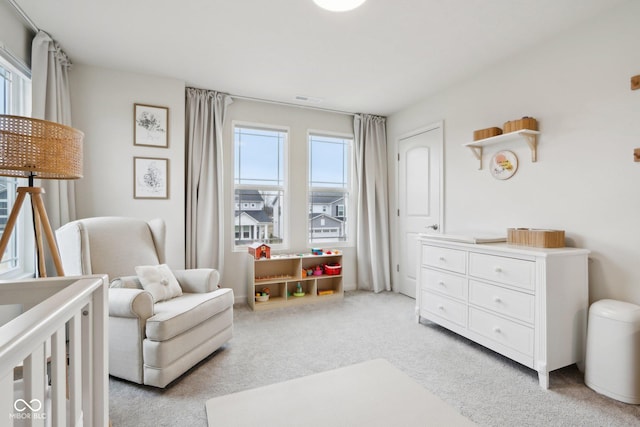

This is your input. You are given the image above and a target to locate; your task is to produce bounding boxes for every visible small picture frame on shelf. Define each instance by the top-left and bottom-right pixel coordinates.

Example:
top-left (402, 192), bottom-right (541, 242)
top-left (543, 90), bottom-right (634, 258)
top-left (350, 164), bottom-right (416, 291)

top-left (134, 157), bottom-right (169, 199)
top-left (134, 103), bottom-right (168, 148)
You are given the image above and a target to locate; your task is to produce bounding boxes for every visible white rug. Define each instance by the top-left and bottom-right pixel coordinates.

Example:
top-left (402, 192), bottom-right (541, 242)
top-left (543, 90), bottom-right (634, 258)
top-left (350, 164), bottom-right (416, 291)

top-left (205, 358), bottom-right (475, 426)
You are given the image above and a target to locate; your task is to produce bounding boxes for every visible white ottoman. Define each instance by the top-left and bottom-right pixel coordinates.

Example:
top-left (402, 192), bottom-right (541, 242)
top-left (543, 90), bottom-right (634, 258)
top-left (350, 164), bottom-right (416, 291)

top-left (585, 299), bottom-right (640, 404)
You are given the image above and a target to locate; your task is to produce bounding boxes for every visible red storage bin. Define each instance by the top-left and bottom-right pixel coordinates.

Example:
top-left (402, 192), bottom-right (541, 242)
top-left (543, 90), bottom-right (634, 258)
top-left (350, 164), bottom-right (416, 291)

top-left (324, 264), bottom-right (342, 275)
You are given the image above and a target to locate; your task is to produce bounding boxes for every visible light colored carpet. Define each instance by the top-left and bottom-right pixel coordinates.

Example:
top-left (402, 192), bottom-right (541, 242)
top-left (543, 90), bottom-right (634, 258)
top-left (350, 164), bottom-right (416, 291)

top-left (205, 358), bottom-right (476, 427)
top-left (109, 291), bottom-right (640, 426)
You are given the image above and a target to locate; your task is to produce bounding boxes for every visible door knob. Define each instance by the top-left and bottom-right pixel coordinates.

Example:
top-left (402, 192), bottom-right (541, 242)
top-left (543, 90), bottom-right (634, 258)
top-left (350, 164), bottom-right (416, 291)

top-left (426, 224), bottom-right (439, 230)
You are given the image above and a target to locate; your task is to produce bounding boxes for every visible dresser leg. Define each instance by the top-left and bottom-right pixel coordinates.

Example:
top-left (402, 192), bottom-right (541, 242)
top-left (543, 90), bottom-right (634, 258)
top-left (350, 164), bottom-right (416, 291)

top-left (538, 371), bottom-right (549, 389)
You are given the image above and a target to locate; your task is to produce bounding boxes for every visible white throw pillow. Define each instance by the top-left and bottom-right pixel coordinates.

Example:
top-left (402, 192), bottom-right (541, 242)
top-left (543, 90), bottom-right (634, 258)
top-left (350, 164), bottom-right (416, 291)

top-left (135, 264), bottom-right (183, 303)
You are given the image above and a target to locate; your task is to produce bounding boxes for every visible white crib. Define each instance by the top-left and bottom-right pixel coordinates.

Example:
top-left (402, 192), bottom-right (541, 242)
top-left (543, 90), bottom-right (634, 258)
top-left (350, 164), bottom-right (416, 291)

top-left (0, 275), bottom-right (108, 427)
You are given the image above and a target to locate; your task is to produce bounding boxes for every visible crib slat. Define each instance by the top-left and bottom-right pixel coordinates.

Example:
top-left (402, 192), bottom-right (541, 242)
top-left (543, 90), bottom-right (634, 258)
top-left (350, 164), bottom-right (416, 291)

top-left (24, 343), bottom-right (46, 427)
top-left (69, 313), bottom-right (82, 426)
top-left (91, 282), bottom-right (109, 427)
top-left (51, 326), bottom-right (66, 427)
top-left (0, 372), bottom-right (13, 426)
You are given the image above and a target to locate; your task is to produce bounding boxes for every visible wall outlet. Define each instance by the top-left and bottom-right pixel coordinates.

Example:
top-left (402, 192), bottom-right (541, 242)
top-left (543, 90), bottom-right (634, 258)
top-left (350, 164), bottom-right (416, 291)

top-left (632, 75), bottom-right (640, 91)
top-left (634, 148), bottom-right (640, 162)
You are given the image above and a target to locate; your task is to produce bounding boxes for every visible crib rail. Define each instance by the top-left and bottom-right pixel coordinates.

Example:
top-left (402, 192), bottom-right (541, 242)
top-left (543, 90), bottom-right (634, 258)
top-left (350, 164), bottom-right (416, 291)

top-left (0, 275), bottom-right (108, 426)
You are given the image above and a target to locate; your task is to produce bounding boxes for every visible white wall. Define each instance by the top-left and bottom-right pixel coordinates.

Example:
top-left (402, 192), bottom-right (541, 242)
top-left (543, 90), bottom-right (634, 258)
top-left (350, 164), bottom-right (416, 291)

top-left (222, 99), bottom-right (356, 299)
top-left (387, 0), bottom-right (640, 304)
top-left (69, 64), bottom-right (186, 268)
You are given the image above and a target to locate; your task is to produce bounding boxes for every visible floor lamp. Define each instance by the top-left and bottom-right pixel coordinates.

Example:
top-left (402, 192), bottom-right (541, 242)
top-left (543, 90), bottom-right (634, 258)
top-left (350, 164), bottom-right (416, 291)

top-left (0, 115), bottom-right (83, 277)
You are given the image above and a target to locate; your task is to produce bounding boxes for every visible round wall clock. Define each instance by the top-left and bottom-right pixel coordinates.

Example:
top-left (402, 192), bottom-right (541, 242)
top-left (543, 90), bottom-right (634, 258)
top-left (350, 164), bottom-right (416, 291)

top-left (490, 150), bottom-right (518, 180)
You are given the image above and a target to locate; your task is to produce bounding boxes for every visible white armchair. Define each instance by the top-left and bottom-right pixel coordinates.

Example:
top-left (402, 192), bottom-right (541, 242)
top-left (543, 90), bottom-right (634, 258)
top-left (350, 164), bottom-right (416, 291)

top-left (55, 216), bottom-right (234, 388)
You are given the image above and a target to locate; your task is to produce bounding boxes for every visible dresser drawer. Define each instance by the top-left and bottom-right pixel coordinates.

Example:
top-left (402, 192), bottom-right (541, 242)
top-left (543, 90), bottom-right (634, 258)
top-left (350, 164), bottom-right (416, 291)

top-left (469, 308), bottom-right (534, 357)
top-left (469, 253), bottom-right (534, 291)
top-left (469, 280), bottom-right (534, 324)
top-left (422, 245), bottom-right (466, 274)
top-left (421, 290), bottom-right (467, 328)
top-left (421, 268), bottom-right (467, 300)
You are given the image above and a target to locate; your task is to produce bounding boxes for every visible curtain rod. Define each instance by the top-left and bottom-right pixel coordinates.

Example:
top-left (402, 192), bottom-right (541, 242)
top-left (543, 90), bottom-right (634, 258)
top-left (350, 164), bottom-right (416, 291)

top-left (6, 0), bottom-right (39, 33)
top-left (230, 94), bottom-right (356, 117)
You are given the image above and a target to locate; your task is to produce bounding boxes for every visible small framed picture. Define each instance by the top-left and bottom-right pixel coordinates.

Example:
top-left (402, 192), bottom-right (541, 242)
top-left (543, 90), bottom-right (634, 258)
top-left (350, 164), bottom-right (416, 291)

top-left (134, 157), bottom-right (169, 199)
top-left (134, 103), bottom-right (168, 147)
top-left (490, 150), bottom-right (518, 180)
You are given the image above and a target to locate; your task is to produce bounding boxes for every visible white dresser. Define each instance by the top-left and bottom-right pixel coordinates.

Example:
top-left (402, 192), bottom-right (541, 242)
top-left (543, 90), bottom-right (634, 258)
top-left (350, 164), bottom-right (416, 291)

top-left (416, 237), bottom-right (589, 388)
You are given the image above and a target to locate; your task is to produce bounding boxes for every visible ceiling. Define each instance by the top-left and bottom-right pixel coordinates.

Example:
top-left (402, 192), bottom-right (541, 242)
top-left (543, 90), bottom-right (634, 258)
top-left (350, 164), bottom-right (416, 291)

top-left (13, 0), bottom-right (625, 116)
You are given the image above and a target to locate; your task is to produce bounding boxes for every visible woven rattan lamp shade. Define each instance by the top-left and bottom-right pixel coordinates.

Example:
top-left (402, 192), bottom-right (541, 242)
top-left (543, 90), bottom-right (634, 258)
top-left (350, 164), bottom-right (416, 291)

top-left (0, 114), bottom-right (83, 179)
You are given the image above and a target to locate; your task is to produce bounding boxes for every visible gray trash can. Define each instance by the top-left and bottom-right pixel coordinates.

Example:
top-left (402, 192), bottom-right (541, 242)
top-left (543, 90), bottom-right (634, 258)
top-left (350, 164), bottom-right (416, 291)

top-left (584, 299), bottom-right (640, 404)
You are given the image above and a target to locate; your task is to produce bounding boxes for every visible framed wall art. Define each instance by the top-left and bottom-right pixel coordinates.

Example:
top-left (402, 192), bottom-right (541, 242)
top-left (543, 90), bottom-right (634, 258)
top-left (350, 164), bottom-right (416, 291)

top-left (490, 150), bottom-right (518, 180)
top-left (134, 157), bottom-right (169, 199)
top-left (134, 103), bottom-right (169, 147)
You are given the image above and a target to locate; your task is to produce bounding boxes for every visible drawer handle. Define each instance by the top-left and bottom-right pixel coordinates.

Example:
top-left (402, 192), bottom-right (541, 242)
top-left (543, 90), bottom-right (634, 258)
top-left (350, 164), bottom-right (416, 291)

top-left (493, 327), bottom-right (501, 334)
top-left (439, 257), bottom-right (446, 262)
top-left (494, 267), bottom-right (502, 273)
top-left (437, 304), bottom-right (444, 310)
top-left (438, 281), bottom-right (445, 286)
top-left (493, 296), bottom-right (502, 303)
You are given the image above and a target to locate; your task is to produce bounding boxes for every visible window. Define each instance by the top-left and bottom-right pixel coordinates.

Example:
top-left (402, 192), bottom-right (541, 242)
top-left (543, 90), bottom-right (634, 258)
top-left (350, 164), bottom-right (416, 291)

top-left (0, 53), bottom-right (32, 277)
top-left (308, 133), bottom-right (352, 244)
top-left (233, 124), bottom-right (287, 248)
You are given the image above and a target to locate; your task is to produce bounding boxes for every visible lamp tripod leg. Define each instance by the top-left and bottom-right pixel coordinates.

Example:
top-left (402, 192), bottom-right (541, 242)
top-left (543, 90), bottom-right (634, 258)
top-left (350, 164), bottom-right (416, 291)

top-left (31, 192), bottom-right (65, 277)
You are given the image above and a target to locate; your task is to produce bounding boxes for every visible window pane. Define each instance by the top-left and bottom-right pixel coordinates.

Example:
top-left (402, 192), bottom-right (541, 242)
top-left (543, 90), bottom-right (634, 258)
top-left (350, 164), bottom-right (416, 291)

top-left (234, 189), bottom-right (284, 246)
top-left (0, 57), bottom-right (31, 275)
top-left (308, 134), bottom-right (351, 244)
top-left (309, 135), bottom-right (348, 188)
top-left (233, 125), bottom-right (287, 248)
top-left (0, 177), bottom-right (18, 271)
top-left (0, 67), bottom-right (8, 115)
top-left (235, 127), bottom-right (285, 186)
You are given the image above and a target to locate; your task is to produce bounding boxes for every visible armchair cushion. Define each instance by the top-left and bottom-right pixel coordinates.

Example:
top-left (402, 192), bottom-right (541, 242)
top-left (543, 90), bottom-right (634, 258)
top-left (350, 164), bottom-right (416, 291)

top-left (146, 288), bottom-right (233, 341)
top-left (135, 264), bottom-right (183, 303)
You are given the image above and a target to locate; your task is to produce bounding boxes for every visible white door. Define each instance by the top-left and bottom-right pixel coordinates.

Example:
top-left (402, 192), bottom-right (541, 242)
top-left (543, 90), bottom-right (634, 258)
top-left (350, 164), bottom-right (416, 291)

top-left (397, 123), bottom-right (443, 298)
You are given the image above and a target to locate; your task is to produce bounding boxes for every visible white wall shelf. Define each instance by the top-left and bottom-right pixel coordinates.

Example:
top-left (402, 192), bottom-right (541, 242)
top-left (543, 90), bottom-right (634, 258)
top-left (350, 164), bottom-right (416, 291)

top-left (463, 129), bottom-right (540, 169)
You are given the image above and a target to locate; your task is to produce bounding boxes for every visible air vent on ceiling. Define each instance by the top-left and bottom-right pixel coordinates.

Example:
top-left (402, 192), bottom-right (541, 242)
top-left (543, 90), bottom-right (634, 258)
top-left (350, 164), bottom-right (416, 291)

top-left (295, 95), bottom-right (323, 104)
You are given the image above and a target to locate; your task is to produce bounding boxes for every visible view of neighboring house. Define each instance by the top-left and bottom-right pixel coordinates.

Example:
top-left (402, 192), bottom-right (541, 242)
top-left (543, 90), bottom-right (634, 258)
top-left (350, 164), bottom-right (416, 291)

top-left (309, 192), bottom-right (347, 242)
top-left (234, 189), bottom-right (275, 244)
top-left (235, 190), bottom-right (347, 245)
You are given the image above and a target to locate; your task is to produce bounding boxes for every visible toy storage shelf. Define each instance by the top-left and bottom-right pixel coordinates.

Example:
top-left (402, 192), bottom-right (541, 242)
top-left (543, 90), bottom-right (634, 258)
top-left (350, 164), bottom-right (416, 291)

top-left (247, 253), bottom-right (343, 311)
top-left (463, 129), bottom-right (540, 169)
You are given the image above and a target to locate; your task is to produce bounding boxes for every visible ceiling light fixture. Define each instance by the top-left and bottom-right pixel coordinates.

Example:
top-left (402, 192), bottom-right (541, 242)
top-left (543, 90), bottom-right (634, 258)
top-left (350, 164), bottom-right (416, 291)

top-left (313, 0), bottom-right (367, 12)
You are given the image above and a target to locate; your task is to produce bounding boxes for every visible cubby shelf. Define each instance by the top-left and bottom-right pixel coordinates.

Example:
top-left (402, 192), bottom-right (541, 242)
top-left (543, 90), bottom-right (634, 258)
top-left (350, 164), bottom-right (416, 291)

top-left (463, 129), bottom-right (540, 169)
top-left (247, 253), bottom-right (343, 311)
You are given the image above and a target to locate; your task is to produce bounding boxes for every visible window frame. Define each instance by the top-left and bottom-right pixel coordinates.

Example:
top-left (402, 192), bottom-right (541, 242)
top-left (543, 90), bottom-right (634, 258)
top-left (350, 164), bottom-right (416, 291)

top-left (307, 130), bottom-right (354, 247)
top-left (0, 50), bottom-right (34, 279)
top-left (232, 121), bottom-right (290, 251)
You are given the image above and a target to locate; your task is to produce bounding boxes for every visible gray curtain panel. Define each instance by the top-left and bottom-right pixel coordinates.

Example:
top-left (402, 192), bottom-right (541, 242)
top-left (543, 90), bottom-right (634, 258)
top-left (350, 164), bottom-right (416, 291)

top-left (31, 30), bottom-right (75, 276)
top-left (185, 88), bottom-right (232, 272)
top-left (354, 114), bottom-right (392, 292)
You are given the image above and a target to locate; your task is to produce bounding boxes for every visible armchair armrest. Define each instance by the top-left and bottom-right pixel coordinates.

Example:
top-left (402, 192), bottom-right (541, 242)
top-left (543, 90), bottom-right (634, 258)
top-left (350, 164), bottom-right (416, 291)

top-left (109, 288), bottom-right (154, 319)
top-left (173, 268), bottom-right (220, 293)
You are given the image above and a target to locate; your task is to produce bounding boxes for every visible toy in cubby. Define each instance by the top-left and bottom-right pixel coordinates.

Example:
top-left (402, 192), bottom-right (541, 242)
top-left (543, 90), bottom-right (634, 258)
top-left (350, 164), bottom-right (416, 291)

top-left (255, 286), bottom-right (270, 302)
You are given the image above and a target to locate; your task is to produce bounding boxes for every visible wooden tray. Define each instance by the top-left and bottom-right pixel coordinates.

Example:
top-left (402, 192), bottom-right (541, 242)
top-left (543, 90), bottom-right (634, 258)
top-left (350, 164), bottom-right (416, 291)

top-left (473, 127), bottom-right (502, 140)
top-left (503, 117), bottom-right (538, 133)
top-left (507, 228), bottom-right (564, 248)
